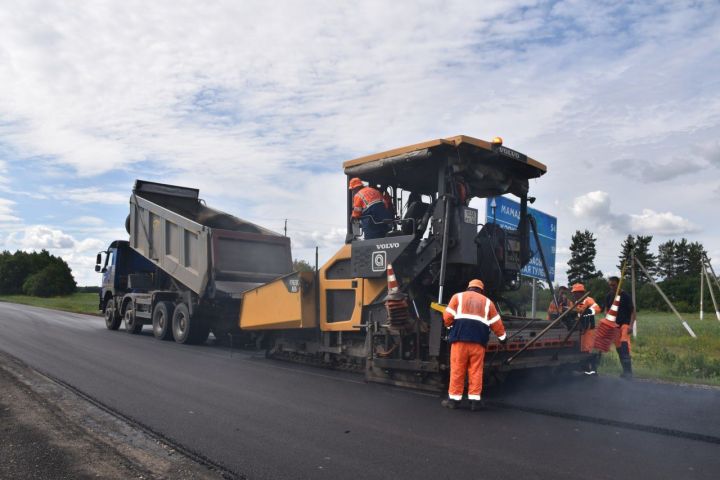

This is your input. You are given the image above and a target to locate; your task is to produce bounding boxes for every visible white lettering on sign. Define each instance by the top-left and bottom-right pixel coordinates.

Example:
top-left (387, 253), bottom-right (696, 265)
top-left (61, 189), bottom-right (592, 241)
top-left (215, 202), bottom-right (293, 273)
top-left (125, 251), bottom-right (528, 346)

top-left (498, 146), bottom-right (521, 160)
top-left (376, 243), bottom-right (400, 250)
top-left (288, 279), bottom-right (300, 293)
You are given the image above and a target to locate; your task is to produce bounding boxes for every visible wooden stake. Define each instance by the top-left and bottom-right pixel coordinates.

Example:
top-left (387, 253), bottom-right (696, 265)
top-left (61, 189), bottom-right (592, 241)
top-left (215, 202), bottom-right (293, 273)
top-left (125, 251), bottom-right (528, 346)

top-left (634, 256), bottom-right (696, 338)
top-left (631, 249), bottom-right (637, 338)
top-left (703, 263), bottom-right (720, 323)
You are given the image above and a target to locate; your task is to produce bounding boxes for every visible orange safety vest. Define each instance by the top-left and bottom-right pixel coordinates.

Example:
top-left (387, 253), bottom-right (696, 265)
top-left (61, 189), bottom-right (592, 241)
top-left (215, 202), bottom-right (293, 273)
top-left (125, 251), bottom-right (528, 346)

top-left (547, 296), bottom-right (569, 320)
top-left (443, 291), bottom-right (506, 345)
top-left (352, 187), bottom-right (385, 219)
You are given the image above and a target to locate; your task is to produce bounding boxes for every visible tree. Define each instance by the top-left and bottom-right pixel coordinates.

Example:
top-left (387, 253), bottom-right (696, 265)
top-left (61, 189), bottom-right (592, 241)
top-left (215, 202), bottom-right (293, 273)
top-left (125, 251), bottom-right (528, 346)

top-left (674, 238), bottom-right (690, 276)
top-left (617, 235), bottom-right (655, 284)
top-left (0, 250), bottom-right (76, 296)
top-left (687, 241), bottom-right (706, 277)
top-left (566, 230), bottom-right (601, 284)
top-left (23, 261), bottom-right (77, 297)
top-left (292, 259), bottom-right (314, 272)
top-left (618, 235), bottom-right (657, 285)
top-left (657, 240), bottom-right (677, 280)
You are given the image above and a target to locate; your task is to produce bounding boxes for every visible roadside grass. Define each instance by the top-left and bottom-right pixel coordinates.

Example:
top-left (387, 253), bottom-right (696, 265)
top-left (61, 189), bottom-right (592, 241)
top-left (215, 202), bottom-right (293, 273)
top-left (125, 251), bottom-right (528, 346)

top-left (599, 311), bottom-right (720, 386)
top-left (0, 293), bottom-right (99, 315)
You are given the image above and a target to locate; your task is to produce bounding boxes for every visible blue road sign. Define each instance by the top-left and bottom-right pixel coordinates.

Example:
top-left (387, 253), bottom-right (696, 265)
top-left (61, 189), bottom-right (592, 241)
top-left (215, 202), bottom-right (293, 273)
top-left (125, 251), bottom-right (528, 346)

top-left (486, 196), bottom-right (557, 282)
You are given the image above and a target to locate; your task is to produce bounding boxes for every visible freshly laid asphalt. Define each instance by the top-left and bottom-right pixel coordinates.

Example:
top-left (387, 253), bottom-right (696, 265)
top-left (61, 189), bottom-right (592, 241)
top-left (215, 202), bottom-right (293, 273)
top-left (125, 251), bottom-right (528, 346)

top-left (1, 301), bottom-right (718, 480)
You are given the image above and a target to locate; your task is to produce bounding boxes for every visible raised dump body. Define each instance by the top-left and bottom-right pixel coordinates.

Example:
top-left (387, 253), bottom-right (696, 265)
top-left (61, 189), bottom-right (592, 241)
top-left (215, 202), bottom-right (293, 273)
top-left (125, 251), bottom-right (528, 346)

top-left (129, 180), bottom-right (292, 298)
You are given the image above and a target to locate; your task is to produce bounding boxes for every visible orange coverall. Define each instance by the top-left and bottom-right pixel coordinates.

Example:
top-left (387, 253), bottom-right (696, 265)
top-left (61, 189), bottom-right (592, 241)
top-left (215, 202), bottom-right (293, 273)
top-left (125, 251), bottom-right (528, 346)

top-left (443, 291), bottom-right (506, 401)
top-left (574, 297), bottom-right (601, 352)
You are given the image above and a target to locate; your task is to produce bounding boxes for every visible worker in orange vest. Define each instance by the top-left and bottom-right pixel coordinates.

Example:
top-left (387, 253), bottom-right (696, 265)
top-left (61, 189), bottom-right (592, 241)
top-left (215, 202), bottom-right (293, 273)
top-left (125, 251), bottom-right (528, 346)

top-left (349, 177), bottom-right (393, 239)
top-left (547, 285), bottom-right (569, 320)
top-left (441, 279), bottom-right (507, 411)
top-left (570, 283), bottom-right (602, 375)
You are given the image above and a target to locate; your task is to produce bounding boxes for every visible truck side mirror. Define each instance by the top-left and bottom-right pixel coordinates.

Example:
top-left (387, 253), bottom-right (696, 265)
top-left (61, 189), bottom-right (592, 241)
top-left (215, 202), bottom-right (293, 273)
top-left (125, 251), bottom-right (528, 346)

top-left (95, 265), bottom-right (101, 272)
top-left (96, 253), bottom-right (102, 265)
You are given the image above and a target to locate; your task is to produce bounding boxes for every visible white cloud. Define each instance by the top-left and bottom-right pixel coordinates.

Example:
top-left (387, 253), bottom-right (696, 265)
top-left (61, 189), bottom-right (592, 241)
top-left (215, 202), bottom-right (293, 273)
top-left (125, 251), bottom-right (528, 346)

top-left (629, 209), bottom-right (699, 236)
top-left (68, 215), bottom-right (105, 226)
top-left (571, 191), bottom-right (611, 218)
top-left (571, 190), bottom-right (697, 236)
top-left (8, 225), bottom-right (75, 249)
top-left (52, 187), bottom-right (128, 205)
top-left (0, 197), bottom-right (20, 223)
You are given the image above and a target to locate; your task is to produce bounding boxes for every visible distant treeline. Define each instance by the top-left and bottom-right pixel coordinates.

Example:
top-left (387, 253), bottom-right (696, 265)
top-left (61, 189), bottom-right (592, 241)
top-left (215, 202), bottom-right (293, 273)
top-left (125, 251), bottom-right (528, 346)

top-left (0, 250), bottom-right (76, 297)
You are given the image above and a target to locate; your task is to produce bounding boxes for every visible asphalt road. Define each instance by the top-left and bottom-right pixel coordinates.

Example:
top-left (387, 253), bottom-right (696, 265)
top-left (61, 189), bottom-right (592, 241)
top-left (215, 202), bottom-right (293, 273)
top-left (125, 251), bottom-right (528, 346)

top-left (1, 302), bottom-right (719, 480)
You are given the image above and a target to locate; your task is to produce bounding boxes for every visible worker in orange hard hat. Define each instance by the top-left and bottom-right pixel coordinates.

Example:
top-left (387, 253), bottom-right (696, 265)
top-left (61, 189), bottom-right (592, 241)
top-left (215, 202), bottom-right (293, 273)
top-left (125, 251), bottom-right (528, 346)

top-left (349, 177), bottom-right (393, 239)
top-left (441, 279), bottom-right (507, 411)
top-left (571, 283), bottom-right (602, 375)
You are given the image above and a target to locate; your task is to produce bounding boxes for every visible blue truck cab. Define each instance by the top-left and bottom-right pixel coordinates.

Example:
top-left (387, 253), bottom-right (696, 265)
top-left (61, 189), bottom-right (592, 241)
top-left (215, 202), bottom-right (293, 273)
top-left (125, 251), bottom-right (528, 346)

top-left (95, 240), bottom-right (156, 329)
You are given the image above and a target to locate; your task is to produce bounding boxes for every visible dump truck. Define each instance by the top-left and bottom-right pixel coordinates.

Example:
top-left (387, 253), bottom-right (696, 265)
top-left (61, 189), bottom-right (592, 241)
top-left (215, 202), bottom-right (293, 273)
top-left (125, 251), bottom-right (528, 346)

top-left (96, 135), bottom-right (591, 391)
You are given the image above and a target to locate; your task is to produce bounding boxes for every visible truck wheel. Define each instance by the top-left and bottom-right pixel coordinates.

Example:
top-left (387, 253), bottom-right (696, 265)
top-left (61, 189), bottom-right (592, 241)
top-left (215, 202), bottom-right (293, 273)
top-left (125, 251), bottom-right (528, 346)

top-left (104, 298), bottom-right (121, 330)
top-left (124, 304), bottom-right (143, 334)
top-left (152, 301), bottom-right (175, 340)
top-left (172, 303), bottom-right (209, 345)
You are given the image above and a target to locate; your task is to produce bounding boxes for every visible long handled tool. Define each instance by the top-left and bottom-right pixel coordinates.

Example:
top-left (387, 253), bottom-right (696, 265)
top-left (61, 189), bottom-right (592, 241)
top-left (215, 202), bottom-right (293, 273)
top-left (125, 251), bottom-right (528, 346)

top-left (504, 291), bottom-right (590, 365)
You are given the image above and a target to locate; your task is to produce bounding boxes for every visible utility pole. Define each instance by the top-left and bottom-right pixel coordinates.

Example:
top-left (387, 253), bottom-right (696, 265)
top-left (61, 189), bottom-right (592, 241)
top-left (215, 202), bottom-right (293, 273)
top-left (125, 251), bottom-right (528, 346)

top-left (284, 219), bottom-right (287, 237)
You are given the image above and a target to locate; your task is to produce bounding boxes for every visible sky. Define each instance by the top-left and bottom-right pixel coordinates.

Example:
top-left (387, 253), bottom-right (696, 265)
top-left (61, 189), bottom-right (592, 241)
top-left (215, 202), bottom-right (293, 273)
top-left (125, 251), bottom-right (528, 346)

top-left (0, 0), bottom-right (719, 287)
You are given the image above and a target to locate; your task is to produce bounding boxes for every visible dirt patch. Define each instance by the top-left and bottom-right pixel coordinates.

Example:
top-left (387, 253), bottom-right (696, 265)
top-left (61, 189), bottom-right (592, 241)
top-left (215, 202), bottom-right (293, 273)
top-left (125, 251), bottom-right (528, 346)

top-left (0, 352), bottom-right (234, 479)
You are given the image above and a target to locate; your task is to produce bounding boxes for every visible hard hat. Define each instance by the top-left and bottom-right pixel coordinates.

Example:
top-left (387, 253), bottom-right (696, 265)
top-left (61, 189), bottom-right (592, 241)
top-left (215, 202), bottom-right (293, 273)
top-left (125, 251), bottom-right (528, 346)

top-left (468, 279), bottom-right (485, 290)
top-left (348, 177), bottom-right (364, 190)
top-left (571, 283), bottom-right (586, 293)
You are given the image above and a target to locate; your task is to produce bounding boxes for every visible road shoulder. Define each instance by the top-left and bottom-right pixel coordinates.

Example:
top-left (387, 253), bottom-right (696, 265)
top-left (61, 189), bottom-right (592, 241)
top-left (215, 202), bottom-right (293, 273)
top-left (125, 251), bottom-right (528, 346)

top-left (0, 351), bottom-right (233, 480)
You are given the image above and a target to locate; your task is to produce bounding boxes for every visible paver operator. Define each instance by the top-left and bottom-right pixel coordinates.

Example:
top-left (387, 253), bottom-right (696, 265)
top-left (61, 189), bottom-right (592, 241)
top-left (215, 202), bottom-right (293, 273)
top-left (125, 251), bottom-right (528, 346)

top-left (441, 279), bottom-right (507, 411)
top-left (349, 177), bottom-right (393, 239)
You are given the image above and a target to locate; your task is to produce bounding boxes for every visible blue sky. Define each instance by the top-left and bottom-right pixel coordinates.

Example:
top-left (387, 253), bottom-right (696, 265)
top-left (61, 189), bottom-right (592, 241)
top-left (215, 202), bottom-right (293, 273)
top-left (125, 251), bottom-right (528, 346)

top-left (1, 0), bottom-right (719, 286)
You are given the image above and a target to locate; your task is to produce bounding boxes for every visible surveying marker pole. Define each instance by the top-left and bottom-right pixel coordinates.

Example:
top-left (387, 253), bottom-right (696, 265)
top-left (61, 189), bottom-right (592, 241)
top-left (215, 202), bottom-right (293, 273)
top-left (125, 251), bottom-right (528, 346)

top-left (634, 256), bottom-right (697, 338)
top-left (703, 264), bottom-right (720, 322)
top-left (631, 249), bottom-right (637, 338)
top-left (705, 254), bottom-right (720, 294)
top-left (700, 267), bottom-right (704, 321)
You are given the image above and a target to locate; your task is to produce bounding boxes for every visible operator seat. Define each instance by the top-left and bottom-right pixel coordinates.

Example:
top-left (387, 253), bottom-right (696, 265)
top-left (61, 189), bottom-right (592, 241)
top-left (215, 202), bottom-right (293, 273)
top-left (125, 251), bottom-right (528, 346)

top-left (401, 193), bottom-right (430, 235)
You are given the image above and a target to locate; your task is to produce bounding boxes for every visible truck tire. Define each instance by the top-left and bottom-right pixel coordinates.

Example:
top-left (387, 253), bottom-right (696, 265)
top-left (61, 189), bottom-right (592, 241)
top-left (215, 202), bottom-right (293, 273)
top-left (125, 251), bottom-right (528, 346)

top-left (104, 298), bottom-right (122, 331)
top-left (152, 301), bottom-right (175, 341)
top-left (124, 303), bottom-right (143, 334)
top-left (172, 303), bottom-right (209, 345)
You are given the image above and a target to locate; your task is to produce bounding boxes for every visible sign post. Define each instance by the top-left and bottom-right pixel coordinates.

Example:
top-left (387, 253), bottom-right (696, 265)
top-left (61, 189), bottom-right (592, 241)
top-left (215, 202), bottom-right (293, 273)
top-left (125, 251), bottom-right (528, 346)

top-left (485, 196), bottom-right (557, 283)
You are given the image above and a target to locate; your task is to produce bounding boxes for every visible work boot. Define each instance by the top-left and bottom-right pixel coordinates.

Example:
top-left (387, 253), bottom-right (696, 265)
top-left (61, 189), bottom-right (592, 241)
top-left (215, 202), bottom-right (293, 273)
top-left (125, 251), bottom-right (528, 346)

top-left (441, 399), bottom-right (459, 409)
top-left (470, 399), bottom-right (485, 412)
top-left (620, 359), bottom-right (633, 379)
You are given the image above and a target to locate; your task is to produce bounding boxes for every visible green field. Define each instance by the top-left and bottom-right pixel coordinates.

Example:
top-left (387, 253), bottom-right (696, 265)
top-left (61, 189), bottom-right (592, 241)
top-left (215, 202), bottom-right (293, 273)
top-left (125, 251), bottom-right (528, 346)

top-left (598, 311), bottom-right (720, 386)
top-left (0, 293), bottom-right (99, 315)
top-left (1, 294), bottom-right (718, 386)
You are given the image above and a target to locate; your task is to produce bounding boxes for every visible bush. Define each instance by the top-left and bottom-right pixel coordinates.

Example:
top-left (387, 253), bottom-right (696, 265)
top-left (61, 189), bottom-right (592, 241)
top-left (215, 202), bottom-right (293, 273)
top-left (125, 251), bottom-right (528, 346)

top-left (22, 262), bottom-right (77, 297)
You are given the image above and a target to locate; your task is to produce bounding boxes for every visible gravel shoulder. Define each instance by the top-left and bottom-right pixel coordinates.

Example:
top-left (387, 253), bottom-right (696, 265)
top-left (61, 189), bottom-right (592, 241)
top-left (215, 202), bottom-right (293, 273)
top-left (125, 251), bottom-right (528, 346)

top-left (0, 351), bottom-right (233, 480)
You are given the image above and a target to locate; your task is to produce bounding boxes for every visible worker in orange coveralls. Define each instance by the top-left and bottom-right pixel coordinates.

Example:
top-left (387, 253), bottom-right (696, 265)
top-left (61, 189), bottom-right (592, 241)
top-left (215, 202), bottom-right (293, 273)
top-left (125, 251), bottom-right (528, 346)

top-left (570, 283), bottom-right (602, 375)
top-left (349, 177), bottom-right (393, 239)
top-left (441, 279), bottom-right (507, 411)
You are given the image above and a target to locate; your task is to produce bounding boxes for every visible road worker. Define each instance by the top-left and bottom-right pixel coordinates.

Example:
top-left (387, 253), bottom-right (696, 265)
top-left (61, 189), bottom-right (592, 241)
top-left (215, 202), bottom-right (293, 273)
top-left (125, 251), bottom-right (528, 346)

top-left (349, 177), bottom-right (393, 239)
top-left (571, 283), bottom-right (602, 375)
top-left (547, 285), bottom-right (569, 321)
top-left (441, 279), bottom-right (507, 411)
top-left (605, 276), bottom-right (636, 379)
